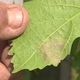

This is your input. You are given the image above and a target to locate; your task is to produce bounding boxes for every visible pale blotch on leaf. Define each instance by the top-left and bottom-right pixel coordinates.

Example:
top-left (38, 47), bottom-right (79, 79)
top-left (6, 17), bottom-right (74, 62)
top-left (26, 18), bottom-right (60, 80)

top-left (41, 36), bottom-right (65, 66)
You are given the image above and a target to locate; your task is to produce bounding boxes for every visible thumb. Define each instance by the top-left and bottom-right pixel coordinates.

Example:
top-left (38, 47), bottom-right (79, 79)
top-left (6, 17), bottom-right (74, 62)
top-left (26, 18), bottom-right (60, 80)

top-left (0, 3), bottom-right (29, 40)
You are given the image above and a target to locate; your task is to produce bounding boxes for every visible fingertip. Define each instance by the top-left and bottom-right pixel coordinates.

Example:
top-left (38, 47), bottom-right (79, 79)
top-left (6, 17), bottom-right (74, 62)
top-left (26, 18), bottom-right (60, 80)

top-left (0, 3), bottom-right (29, 40)
top-left (0, 63), bottom-right (11, 80)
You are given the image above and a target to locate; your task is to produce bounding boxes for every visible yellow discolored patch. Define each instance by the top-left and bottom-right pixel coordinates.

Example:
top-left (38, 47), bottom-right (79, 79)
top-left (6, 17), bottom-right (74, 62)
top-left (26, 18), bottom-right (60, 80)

top-left (41, 36), bottom-right (66, 66)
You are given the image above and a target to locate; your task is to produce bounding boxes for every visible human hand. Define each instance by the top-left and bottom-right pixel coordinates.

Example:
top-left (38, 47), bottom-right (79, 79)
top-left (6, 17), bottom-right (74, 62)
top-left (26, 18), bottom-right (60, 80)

top-left (0, 3), bottom-right (29, 80)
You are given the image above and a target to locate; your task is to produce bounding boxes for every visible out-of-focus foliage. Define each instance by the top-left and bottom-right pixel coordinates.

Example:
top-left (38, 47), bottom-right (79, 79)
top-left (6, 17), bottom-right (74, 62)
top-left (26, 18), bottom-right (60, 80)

top-left (71, 38), bottom-right (80, 80)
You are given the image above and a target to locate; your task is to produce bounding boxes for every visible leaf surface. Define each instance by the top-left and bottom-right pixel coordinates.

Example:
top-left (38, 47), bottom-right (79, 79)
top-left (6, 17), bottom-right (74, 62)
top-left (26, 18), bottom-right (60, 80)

top-left (11, 0), bottom-right (80, 73)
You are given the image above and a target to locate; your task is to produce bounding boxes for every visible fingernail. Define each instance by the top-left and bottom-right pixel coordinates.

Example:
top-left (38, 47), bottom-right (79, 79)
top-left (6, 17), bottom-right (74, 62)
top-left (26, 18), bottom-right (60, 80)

top-left (7, 6), bottom-right (23, 29)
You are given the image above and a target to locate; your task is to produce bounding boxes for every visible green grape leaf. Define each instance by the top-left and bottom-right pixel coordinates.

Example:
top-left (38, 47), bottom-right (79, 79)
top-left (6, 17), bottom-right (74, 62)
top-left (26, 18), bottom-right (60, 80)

top-left (11, 0), bottom-right (80, 73)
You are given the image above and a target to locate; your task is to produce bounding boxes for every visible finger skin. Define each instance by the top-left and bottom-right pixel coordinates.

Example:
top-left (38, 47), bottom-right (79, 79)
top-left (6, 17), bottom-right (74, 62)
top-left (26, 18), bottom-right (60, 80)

top-left (0, 63), bottom-right (11, 80)
top-left (0, 2), bottom-right (29, 80)
top-left (0, 41), bottom-right (9, 60)
top-left (1, 43), bottom-right (13, 71)
top-left (0, 41), bottom-right (28, 80)
top-left (0, 3), bottom-right (29, 40)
